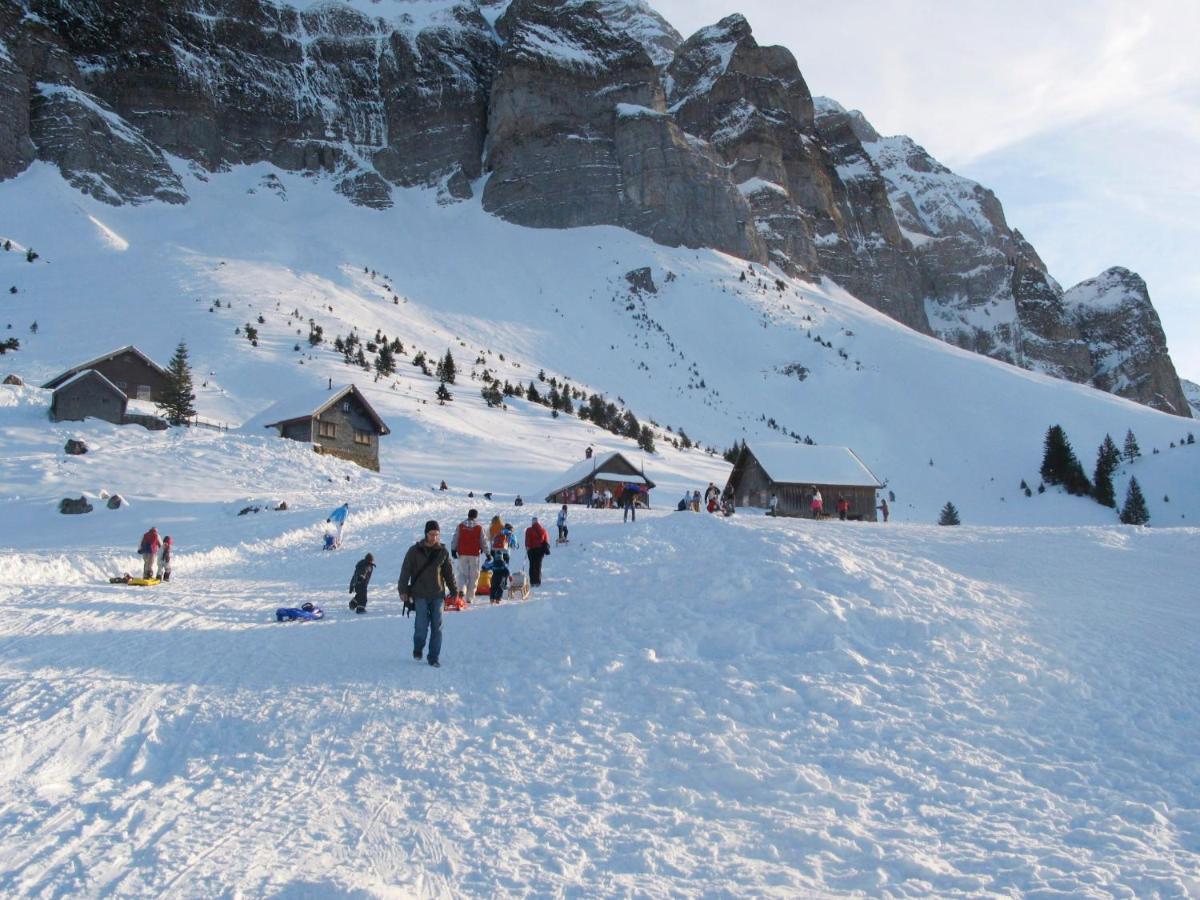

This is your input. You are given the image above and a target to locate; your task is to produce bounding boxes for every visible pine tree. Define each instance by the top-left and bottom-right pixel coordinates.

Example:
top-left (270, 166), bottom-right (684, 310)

top-left (1040, 425), bottom-right (1091, 496)
top-left (436, 350), bottom-right (457, 385)
top-left (622, 410), bottom-right (640, 440)
top-left (938, 502), bottom-right (961, 526)
top-left (1119, 477), bottom-right (1149, 525)
top-left (527, 381), bottom-right (541, 404)
top-left (637, 424), bottom-right (656, 454)
top-left (157, 340), bottom-right (197, 426)
top-left (481, 383), bottom-right (503, 407)
top-left (1092, 434), bottom-right (1119, 508)
top-left (374, 341), bottom-right (396, 377)
top-left (436, 381), bottom-right (452, 404)
top-left (1123, 429), bottom-right (1141, 462)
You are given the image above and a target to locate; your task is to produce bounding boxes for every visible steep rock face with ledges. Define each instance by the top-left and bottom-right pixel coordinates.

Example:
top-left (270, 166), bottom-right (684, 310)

top-left (1065, 268), bottom-right (1190, 415)
top-left (0, 0), bottom-right (1188, 416)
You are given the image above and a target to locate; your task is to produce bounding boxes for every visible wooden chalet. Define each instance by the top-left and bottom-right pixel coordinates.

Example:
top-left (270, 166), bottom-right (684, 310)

top-left (43, 345), bottom-right (170, 402)
top-left (49, 369), bottom-right (127, 425)
top-left (542, 451), bottom-right (656, 506)
top-left (254, 384), bottom-right (390, 471)
top-left (725, 441), bottom-right (884, 521)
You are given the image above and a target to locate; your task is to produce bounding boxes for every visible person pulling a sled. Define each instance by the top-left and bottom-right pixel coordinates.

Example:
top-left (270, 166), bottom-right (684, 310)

top-left (349, 552), bottom-right (375, 613)
top-left (451, 508), bottom-right (485, 606)
top-left (138, 527), bottom-right (162, 579)
top-left (398, 521), bottom-right (457, 668)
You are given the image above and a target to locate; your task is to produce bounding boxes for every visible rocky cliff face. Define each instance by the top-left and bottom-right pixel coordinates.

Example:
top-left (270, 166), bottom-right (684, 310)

top-left (0, 0), bottom-right (1188, 416)
top-left (1063, 268), bottom-right (1190, 416)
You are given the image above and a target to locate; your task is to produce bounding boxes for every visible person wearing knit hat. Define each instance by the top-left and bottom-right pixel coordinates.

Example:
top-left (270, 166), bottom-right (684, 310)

top-left (398, 520), bottom-right (457, 667)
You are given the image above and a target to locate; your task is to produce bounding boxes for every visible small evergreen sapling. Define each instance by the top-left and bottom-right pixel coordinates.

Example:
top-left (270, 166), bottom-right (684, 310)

top-left (436, 381), bottom-right (452, 404)
top-left (938, 502), bottom-right (961, 526)
top-left (1123, 429), bottom-right (1141, 462)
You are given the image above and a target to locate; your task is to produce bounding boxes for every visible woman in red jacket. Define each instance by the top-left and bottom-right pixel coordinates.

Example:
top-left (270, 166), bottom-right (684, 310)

top-left (524, 516), bottom-right (551, 587)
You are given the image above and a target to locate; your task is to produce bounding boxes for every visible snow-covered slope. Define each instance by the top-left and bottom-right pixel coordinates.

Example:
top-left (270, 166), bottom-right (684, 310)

top-left (1, 162), bottom-right (1199, 896)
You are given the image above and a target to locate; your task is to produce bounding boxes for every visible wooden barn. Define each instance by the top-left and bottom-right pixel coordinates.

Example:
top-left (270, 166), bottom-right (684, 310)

top-left (542, 451), bottom-right (656, 506)
top-left (725, 441), bottom-right (884, 521)
top-left (49, 369), bottom-right (127, 424)
top-left (43, 346), bottom-right (170, 402)
top-left (253, 384), bottom-right (390, 471)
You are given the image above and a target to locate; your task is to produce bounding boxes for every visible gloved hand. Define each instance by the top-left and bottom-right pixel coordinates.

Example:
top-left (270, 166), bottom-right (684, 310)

top-left (403, 598), bottom-right (415, 617)
top-left (451, 549), bottom-right (458, 559)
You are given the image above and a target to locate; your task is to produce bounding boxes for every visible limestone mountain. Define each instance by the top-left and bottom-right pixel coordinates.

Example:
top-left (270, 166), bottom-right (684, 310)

top-left (0, 0), bottom-right (1188, 416)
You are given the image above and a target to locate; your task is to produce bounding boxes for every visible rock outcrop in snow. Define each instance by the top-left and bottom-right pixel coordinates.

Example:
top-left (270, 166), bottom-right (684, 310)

top-left (0, 0), bottom-right (1188, 416)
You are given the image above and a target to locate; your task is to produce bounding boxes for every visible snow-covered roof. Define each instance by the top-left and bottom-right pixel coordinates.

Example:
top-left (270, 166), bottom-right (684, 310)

top-left (540, 450), bottom-right (655, 499)
top-left (243, 384), bottom-right (390, 435)
top-left (43, 345), bottom-right (168, 389)
top-left (742, 441), bottom-right (882, 488)
top-left (52, 368), bottom-right (125, 397)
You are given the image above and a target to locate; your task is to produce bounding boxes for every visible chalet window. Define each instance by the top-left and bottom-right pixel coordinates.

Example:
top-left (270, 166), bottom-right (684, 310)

top-left (137, 385), bottom-right (152, 401)
top-left (317, 420), bottom-right (336, 439)
top-left (342, 401), bottom-right (351, 413)
top-left (115, 380), bottom-right (128, 391)
top-left (354, 429), bottom-right (371, 446)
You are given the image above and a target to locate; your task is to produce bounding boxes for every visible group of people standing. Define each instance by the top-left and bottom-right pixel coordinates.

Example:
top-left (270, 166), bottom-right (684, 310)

top-left (345, 510), bottom-right (555, 668)
top-left (137, 527), bottom-right (173, 581)
top-left (680, 482), bottom-right (735, 516)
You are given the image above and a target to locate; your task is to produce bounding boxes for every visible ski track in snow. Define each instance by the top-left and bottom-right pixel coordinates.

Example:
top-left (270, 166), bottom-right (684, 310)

top-left (1, 505), bottom-right (1198, 897)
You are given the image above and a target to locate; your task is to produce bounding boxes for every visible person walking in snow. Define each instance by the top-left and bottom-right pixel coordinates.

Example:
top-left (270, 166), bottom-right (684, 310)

top-left (556, 504), bottom-right (569, 544)
top-left (138, 527), bottom-right (162, 579)
top-left (809, 487), bottom-right (823, 519)
top-left (768, 493), bottom-right (780, 517)
top-left (450, 508), bottom-right (485, 605)
top-left (525, 516), bottom-right (550, 586)
top-left (836, 495), bottom-right (850, 521)
top-left (622, 485), bottom-right (640, 523)
top-left (398, 521), bottom-right (457, 668)
top-left (326, 502), bottom-right (350, 547)
top-left (877, 498), bottom-right (889, 523)
top-left (349, 552), bottom-right (375, 613)
top-left (483, 550), bottom-right (510, 603)
top-left (156, 536), bottom-right (173, 582)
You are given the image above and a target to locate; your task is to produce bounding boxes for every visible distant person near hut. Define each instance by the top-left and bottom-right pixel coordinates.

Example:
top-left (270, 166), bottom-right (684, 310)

top-left (837, 495), bottom-right (850, 520)
top-left (622, 485), bottom-right (640, 523)
top-left (556, 505), bottom-right (569, 544)
top-left (878, 498), bottom-right (889, 523)
top-left (768, 493), bottom-right (779, 517)
top-left (810, 487), bottom-right (823, 519)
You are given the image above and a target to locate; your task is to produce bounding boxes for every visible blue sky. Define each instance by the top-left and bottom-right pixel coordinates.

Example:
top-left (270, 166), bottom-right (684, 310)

top-left (652, 0), bottom-right (1200, 383)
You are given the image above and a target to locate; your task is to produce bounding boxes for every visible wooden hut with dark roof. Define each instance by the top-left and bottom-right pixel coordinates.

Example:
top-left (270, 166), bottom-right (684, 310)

top-left (43, 345), bottom-right (170, 402)
top-left (49, 369), bottom-right (127, 424)
top-left (249, 383), bottom-right (391, 471)
top-left (725, 440), bottom-right (884, 520)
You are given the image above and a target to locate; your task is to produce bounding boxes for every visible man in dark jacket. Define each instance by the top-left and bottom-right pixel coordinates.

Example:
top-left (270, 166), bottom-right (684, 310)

top-left (398, 521), bottom-right (458, 668)
top-left (349, 552), bottom-right (375, 613)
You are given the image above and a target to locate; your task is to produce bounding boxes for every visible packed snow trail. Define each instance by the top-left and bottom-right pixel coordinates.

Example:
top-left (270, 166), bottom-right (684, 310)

top-left (1, 506), bottom-right (1198, 897)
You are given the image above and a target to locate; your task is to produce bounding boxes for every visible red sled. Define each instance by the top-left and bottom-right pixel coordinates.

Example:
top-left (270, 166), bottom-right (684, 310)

top-left (444, 594), bottom-right (469, 612)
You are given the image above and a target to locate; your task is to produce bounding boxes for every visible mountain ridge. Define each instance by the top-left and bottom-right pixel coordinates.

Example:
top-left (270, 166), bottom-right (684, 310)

top-left (0, 0), bottom-right (1189, 416)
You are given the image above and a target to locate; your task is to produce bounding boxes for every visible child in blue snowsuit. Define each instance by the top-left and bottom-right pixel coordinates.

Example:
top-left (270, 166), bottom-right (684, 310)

top-left (484, 550), bottom-right (510, 604)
